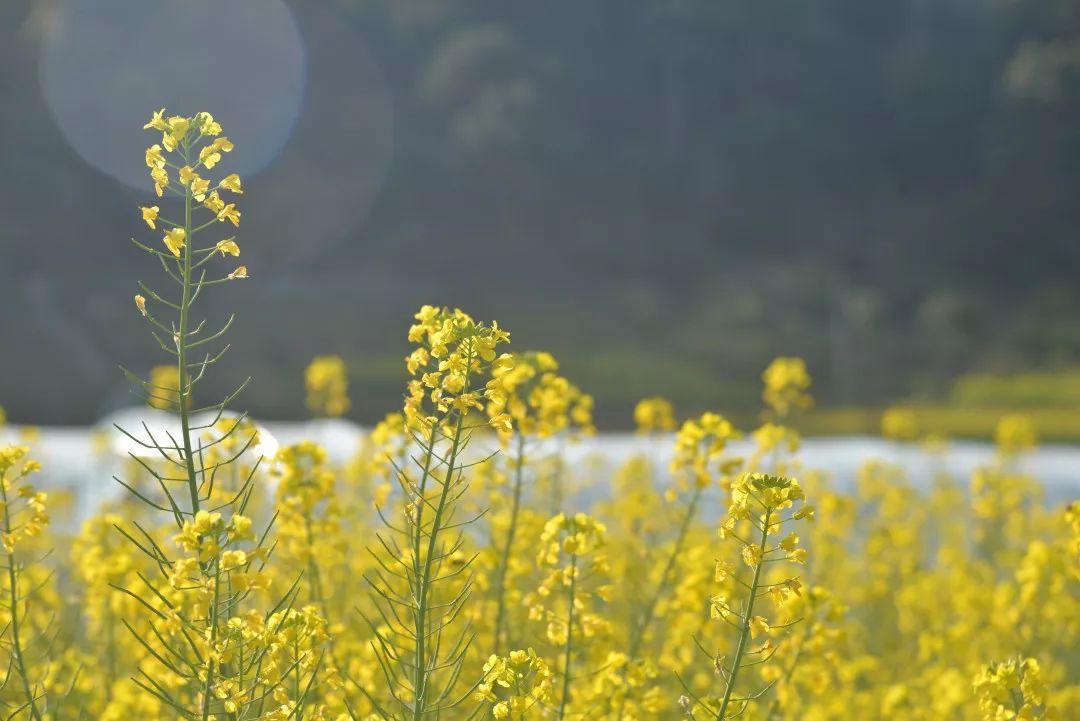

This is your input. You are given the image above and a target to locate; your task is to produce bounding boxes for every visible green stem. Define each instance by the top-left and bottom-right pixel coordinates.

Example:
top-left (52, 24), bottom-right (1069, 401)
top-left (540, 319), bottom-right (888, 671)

top-left (106, 602), bottom-right (116, 703)
top-left (715, 508), bottom-right (772, 721)
top-left (293, 636), bottom-right (304, 719)
top-left (492, 433), bottom-right (526, 652)
top-left (556, 548), bottom-right (578, 721)
top-left (200, 556), bottom-right (222, 721)
top-left (409, 424), bottom-right (438, 717)
top-left (302, 511), bottom-right (326, 709)
top-left (412, 354), bottom-right (472, 721)
top-left (177, 138), bottom-right (200, 519)
top-left (1, 471), bottom-right (43, 721)
top-left (304, 513), bottom-right (325, 609)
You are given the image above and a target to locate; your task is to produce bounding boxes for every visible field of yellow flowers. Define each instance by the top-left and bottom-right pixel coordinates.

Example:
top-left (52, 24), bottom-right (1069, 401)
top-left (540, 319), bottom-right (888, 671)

top-left (1, 111), bottom-right (1077, 721)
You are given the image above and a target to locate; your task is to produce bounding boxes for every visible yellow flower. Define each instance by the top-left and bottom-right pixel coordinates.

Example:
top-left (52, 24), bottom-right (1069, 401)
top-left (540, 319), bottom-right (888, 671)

top-left (228, 514), bottom-right (255, 542)
top-left (161, 115), bottom-right (190, 151)
top-left (141, 205), bottom-right (159, 229)
top-left (994, 414), bottom-right (1037, 454)
top-left (134, 294), bottom-right (147, 316)
top-left (748, 615), bottom-right (771, 639)
top-left (714, 559), bottom-right (735, 583)
top-left (204, 190), bottom-right (226, 213)
top-left (145, 143), bottom-right (165, 168)
top-left (217, 203), bottom-right (241, 226)
top-left (221, 549), bottom-right (248, 570)
top-left (779, 532), bottom-right (799, 552)
top-left (228, 265), bottom-right (248, 280)
top-left (199, 145), bottom-right (221, 170)
top-left (742, 543), bottom-right (762, 568)
top-left (151, 166), bottom-right (169, 197)
top-left (489, 413), bottom-right (513, 434)
top-left (762, 356), bottom-right (813, 417)
top-left (143, 108), bottom-right (167, 131)
top-left (406, 347), bottom-right (429, 375)
top-left (196, 111), bottom-right (222, 136)
top-left (191, 176), bottom-right (210, 201)
top-left (634, 397), bottom-right (676, 433)
top-left (163, 227), bottom-right (186, 257)
top-left (220, 173), bottom-right (244, 194)
top-left (882, 406), bottom-right (919, 442)
top-left (215, 239), bottom-right (240, 257)
top-left (305, 356), bottom-right (350, 417)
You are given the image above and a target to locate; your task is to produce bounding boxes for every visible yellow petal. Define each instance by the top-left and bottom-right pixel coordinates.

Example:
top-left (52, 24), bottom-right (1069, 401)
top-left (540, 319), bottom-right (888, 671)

top-left (219, 174), bottom-right (243, 194)
top-left (163, 228), bottom-right (186, 257)
top-left (215, 239), bottom-right (240, 257)
top-left (143, 108), bottom-right (167, 131)
top-left (141, 206), bottom-right (159, 229)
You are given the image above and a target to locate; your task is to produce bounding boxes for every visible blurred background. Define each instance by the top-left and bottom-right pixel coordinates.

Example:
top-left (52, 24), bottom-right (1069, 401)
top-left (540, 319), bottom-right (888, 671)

top-left (2, 0), bottom-right (1080, 435)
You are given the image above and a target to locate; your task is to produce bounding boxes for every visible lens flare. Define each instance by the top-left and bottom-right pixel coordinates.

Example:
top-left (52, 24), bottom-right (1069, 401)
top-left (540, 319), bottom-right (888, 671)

top-left (40, 0), bottom-right (306, 189)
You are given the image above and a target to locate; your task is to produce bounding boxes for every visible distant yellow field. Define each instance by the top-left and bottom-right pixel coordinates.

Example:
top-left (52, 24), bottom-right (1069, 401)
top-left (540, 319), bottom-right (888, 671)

top-left (803, 406), bottom-right (1080, 442)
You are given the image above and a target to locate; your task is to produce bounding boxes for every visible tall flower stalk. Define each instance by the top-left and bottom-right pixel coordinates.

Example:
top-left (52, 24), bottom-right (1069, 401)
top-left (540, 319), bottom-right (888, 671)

top-left (678, 472), bottom-right (813, 721)
top-left (484, 351), bottom-right (593, 654)
top-left (362, 307), bottom-right (512, 720)
top-left (115, 110), bottom-right (321, 720)
top-left (527, 513), bottom-right (611, 721)
top-left (0, 446), bottom-right (47, 721)
top-left (491, 433), bottom-right (526, 653)
top-left (615, 411), bottom-right (742, 721)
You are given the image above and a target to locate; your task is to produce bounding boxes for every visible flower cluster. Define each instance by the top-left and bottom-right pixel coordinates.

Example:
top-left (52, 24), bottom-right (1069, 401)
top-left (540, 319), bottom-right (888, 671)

top-left (484, 351), bottom-right (595, 444)
top-left (670, 412), bottom-right (742, 490)
top-left (528, 513), bottom-right (614, 717)
top-left (173, 509), bottom-right (261, 576)
top-left (762, 357), bottom-right (813, 417)
top-left (403, 305), bottom-right (512, 434)
top-left (475, 648), bottom-right (555, 720)
top-left (0, 446), bottom-right (51, 721)
top-left (140, 110), bottom-right (244, 268)
top-left (881, 406), bottom-right (919, 442)
top-left (633, 397), bottom-right (676, 434)
top-left (995, 414), bottom-right (1038, 456)
top-left (694, 473), bottom-right (813, 720)
top-left (272, 441), bottom-right (346, 606)
top-left (973, 657), bottom-right (1059, 721)
top-left (275, 441), bottom-right (337, 518)
top-left (306, 355), bottom-right (351, 418)
top-left (0, 445), bottom-right (46, 552)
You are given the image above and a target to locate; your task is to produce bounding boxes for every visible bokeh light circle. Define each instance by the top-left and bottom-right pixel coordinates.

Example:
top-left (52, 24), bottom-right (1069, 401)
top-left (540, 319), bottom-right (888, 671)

top-left (40, 0), bottom-right (306, 189)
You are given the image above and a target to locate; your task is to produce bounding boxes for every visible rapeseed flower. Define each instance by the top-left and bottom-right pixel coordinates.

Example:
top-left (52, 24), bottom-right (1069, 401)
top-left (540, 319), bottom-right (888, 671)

top-left (762, 357), bottom-right (813, 417)
top-left (305, 355), bottom-right (351, 418)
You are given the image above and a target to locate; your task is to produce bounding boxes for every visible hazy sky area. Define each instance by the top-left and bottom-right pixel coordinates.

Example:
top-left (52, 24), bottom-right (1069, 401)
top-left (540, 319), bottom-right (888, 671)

top-left (1, 0), bottom-right (1079, 425)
